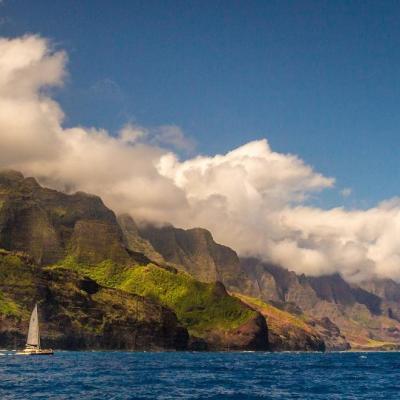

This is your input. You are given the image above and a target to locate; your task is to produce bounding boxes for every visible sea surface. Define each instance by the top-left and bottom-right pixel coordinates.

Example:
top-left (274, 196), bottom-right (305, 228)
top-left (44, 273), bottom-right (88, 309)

top-left (1, 351), bottom-right (400, 399)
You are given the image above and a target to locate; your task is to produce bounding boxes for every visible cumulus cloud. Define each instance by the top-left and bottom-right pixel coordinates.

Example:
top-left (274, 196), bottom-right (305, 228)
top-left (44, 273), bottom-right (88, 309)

top-left (0, 35), bottom-right (188, 223)
top-left (2, 35), bottom-right (400, 282)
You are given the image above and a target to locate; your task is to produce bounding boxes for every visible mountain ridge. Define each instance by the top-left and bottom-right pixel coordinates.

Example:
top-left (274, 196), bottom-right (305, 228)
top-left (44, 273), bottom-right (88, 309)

top-left (0, 170), bottom-right (268, 351)
top-left (3, 169), bottom-right (400, 351)
top-left (133, 217), bottom-right (400, 350)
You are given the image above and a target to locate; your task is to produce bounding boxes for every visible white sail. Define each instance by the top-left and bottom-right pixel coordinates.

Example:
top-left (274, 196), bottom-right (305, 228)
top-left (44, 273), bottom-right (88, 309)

top-left (26, 304), bottom-right (40, 348)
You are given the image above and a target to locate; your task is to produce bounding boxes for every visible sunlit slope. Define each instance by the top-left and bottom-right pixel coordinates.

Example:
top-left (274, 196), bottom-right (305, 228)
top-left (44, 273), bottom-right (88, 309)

top-left (0, 250), bottom-right (188, 350)
top-left (58, 257), bottom-right (268, 350)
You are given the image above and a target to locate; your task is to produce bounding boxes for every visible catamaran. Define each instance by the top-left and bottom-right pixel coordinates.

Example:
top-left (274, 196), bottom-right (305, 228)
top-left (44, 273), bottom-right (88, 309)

top-left (16, 304), bottom-right (54, 355)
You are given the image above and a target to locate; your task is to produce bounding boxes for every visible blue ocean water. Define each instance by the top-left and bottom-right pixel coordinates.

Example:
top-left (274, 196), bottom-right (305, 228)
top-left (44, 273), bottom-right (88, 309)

top-left (1, 351), bottom-right (400, 399)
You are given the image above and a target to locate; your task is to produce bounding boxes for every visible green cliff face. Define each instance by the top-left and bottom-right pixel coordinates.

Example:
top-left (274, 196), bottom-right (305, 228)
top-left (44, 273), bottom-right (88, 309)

top-left (57, 258), bottom-right (268, 351)
top-left (0, 250), bottom-right (188, 350)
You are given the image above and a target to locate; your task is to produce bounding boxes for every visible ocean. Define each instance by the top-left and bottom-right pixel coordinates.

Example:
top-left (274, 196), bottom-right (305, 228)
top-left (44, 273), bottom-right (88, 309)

top-left (1, 351), bottom-right (399, 399)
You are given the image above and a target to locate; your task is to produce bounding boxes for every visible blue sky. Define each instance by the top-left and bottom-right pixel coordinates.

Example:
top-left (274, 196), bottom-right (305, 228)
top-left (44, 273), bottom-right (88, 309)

top-left (1, 0), bottom-right (400, 208)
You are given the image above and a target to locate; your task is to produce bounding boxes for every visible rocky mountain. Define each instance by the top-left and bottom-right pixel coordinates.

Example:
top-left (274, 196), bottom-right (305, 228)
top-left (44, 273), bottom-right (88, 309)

top-left (240, 257), bottom-right (400, 350)
top-left (4, 169), bottom-right (400, 352)
top-left (133, 213), bottom-right (400, 351)
top-left (359, 279), bottom-right (400, 321)
top-left (134, 223), bottom-right (347, 350)
top-left (0, 170), bottom-right (131, 266)
top-left (98, 215), bottom-right (400, 350)
top-left (0, 170), bottom-right (268, 351)
top-left (138, 223), bottom-right (258, 295)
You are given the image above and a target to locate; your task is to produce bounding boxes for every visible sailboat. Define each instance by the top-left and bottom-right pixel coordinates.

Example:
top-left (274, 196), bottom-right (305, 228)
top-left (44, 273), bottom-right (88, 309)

top-left (16, 304), bottom-right (54, 355)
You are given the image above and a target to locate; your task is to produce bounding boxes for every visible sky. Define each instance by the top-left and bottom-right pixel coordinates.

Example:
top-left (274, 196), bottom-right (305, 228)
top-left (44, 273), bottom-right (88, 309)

top-left (2, 0), bottom-right (400, 208)
top-left (2, 1), bottom-right (400, 281)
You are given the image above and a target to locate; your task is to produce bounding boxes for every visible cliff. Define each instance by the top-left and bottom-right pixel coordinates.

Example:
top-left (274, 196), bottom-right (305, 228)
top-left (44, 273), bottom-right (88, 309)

top-left (88, 213), bottom-right (400, 351)
top-left (0, 170), bottom-right (130, 265)
top-left (234, 293), bottom-right (325, 351)
top-left (0, 170), bottom-right (268, 351)
top-left (117, 214), bottom-right (165, 265)
top-left (5, 170), bottom-right (400, 352)
top-left (0, 250), bottom-right (188, 350)
top-left (138, 223), bottom-right (340, 349)
top-left (138, 223), bottom-right (258, 295)
top-left (240, 257), bottom-right (400, 350)
top-left (57, 257), bottom-right (268, 351)
top-left (137, 224), bottom-right (339, 350)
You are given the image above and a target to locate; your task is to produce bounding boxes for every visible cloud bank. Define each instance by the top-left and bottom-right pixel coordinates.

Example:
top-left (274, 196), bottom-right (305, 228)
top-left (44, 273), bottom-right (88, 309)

top-left (1, 35), bottom-right (400, 282)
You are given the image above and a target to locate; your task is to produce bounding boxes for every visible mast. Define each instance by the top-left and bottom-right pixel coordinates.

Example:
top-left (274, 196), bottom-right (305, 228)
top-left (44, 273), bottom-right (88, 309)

top-left (26, 304), bottom-right (40, 349)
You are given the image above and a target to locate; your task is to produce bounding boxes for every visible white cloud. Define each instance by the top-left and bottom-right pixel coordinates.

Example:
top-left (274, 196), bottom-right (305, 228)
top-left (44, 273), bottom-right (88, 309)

top-left (0, 36), bottom-right (188, 223)
top-left (2, 35), bottom-right (400, 282)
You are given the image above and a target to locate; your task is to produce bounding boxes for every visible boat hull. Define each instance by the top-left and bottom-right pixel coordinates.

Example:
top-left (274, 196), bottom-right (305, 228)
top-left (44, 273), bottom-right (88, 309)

top-left (16, 349), bottom-right (54, 356)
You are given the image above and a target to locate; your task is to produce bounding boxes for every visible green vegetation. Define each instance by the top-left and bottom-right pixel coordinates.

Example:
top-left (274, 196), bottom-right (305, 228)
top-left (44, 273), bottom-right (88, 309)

top-left (119, 265), bottom-right (255, 335)
top-left (0, 290), bottom-right (22, 317)
top-left (57, 256), bottom-right (126, 287)
top-left (0, 251), bottom-right (33, 286)
top-left (53, 257), bottom-right (256, 336)
top-left (0, 250), bottom-right (35, 319)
